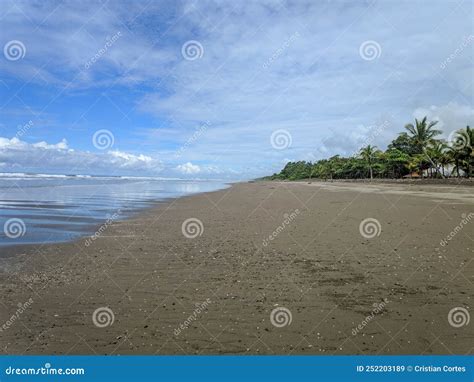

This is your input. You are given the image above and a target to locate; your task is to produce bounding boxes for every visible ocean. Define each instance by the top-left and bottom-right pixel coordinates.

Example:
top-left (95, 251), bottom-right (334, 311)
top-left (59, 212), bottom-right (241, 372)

top-left (0, 173), bottom-right (228, 248)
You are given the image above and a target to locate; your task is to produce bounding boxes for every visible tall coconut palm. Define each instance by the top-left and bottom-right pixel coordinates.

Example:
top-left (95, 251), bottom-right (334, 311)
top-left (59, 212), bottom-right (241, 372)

top-left (359, 145), bottom-right (378, 180)
top-left (425, 141), bottom-right (448, 178)
top-left (438, 146), bottom-right (452, 177)
top-left (404, 117), bottom-right (441, 177)
top-left (446, 146), bottom-right (462, 177)
top-left (452, 126), bottom-right (473, 177)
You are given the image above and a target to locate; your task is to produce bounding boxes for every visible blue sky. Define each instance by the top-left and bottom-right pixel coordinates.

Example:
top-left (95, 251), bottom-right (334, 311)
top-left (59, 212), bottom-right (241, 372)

top-left (0, 0), bottom-right (473, 179)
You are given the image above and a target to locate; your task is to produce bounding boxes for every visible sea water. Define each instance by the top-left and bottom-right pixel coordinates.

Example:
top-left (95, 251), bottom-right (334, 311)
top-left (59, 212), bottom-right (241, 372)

top-left (0, 173), bottom-right (228, 248)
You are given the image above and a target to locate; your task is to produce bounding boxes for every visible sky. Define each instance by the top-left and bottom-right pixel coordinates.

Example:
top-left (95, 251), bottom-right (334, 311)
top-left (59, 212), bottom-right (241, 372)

top-left (0, 0), bottom-right (473, 179)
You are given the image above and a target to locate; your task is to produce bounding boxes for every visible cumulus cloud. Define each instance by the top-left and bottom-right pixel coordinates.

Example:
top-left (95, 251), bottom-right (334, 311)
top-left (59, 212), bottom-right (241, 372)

top-left (175, 162), bottom-right (201, 175)
top-left (32, 139), bottom-right (69, 150)
top-left (413, 102), bottom-right (474, 138)
top-left (0, 137), bottom-right (69, 150)
top-left (0, 137), bottom-right (163, 176)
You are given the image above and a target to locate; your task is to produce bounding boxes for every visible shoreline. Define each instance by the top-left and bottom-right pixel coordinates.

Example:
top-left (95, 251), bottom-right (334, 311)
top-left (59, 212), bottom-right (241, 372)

top-left (0, 182), bottom-right (234, 257)
top-left (0, 181), bottom-right (472, 355)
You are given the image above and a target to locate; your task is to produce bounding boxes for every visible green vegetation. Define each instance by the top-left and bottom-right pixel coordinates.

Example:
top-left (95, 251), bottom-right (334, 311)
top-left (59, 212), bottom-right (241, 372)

top-left (269, 118), bottom-right (473, 181)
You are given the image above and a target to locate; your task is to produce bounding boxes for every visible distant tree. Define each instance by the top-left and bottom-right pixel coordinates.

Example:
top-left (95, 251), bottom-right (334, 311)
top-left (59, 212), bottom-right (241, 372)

top-left (359, 145), bottom-right (378, 180)
top-left (388, 132), bottom-right (417, 155)
top-left (404, 117), bottom-right (441, 177)
top-left (404, 117), bottom-right (441, 151)
top-left (384, 149), bottom-right (411, 178)
top-left (452, 126), bottom-right (473, 178)
top-left (425, 141), bottom-right (448, 178)
top-left (268, 117), bottom-right (471, 182)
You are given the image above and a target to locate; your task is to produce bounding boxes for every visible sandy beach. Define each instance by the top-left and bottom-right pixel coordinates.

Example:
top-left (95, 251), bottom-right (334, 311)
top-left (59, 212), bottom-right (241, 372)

top-left (0, 181), bottom-right (472, 355)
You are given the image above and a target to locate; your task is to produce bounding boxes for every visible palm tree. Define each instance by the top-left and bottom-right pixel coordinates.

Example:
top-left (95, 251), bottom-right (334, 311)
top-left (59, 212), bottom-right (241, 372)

top-left (438, 146), bottom-right (452, 177)
top-left (452, 126), bottom-right (473, 178)
top-left (359, 145), bottom-right (378, 180)
top-left (446, 146), bottom-right (462, 177)
top-left (404, 117), bottom-right (441, 177)
top-left (425, 141), bottom-right (448, 178)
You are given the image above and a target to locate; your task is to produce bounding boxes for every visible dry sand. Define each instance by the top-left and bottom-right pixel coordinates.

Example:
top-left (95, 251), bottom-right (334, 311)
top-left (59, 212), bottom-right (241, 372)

top-left (0, 181), bottom-right (472, 355)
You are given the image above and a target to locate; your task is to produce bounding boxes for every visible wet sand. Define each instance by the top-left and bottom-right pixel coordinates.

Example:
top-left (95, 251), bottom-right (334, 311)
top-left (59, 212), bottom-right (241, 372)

top-left (0, 181), bottom-right (472, 354)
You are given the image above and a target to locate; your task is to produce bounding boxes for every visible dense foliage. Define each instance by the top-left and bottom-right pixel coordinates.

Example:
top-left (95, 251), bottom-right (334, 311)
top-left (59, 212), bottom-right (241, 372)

top-left (269, 118), bottom-right (473, 181)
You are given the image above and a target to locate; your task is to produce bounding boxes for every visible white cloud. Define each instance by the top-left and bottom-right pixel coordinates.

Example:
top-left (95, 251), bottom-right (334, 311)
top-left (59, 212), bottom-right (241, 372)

top-left (0, 136), bottom-right (163, 175)
top-left (108, 150), bottom-right (154, 167)
top-left (413, 102), bottom-right (474, 138)
top-left (175, 162), bottom-right (201, 175)
top-left (32, 139), bottom-right (69, 150)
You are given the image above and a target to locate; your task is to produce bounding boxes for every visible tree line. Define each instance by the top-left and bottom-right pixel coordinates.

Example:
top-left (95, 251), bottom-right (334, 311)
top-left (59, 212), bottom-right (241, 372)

top-left (268, 118), bottom-right (473, 181)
